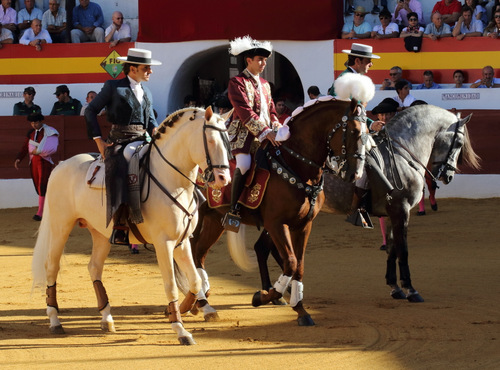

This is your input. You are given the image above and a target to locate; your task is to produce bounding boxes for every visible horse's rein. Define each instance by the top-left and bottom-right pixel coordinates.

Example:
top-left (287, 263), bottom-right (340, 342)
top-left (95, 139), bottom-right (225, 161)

top-left (384, 129), bottom-right (439, 186)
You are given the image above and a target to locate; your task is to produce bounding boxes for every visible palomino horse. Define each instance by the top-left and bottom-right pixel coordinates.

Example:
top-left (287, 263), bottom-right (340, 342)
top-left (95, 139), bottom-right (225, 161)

top-left (251, 105), bottom-right (480, 303)
top-left (32, 107), bottom-right (231, 345)
top-left (177, 74), bottom-right (375, 326)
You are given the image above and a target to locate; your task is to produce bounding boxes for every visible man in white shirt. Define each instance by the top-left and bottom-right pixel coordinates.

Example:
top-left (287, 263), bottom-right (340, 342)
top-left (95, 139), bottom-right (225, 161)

top-left (42, 0), bottom-right (68, 43)
top-left (105, 11), bottom-right (131, 48)
top-left (20, 18), bottom-right (52, 51)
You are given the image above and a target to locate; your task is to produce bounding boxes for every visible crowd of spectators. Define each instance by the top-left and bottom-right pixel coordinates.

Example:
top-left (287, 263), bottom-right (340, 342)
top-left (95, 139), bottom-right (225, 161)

top-left (0, 0), bottom-right (132, 48)
top-left (342, 0), bottom-right (500, 41)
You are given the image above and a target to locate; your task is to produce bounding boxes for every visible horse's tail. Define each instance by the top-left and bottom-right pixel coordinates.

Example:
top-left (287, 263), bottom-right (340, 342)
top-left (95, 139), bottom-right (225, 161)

top-left (32, 200), bottom-right (52, 291)
top-left (227, 224), bottom-right (257, 272)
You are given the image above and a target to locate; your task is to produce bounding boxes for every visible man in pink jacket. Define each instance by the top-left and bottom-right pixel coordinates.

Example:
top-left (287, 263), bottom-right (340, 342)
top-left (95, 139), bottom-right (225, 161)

top-left (14, 113), bottom-right (59, 220)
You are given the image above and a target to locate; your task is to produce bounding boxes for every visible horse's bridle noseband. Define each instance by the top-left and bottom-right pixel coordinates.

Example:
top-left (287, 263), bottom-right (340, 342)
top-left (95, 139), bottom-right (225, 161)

top-left (201, 120), bottom-right (232, 183)
top-left (433, 120), bottom-right (463, 179)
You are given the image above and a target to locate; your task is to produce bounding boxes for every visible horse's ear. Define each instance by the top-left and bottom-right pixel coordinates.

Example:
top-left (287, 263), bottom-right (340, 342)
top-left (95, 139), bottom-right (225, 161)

top-left (461, 113), bottom-right (473, 126)
top-left (205, 106), bottom-right (213, 121)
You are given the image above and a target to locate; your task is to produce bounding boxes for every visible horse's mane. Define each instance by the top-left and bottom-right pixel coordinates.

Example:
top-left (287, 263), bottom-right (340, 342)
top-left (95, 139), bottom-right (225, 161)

top-left (153, 107), bottom-right (203, 140)
top-left (387, 105), bottom-right (481, 171)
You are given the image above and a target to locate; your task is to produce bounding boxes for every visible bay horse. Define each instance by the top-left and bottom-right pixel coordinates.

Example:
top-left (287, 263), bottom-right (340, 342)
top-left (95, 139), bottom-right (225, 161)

top-left (248, 105), bottom-right (481, 304)
top-left (32, 107), bottom-right (231, 345)
top-left (177, 74), bottom-right (375, 326)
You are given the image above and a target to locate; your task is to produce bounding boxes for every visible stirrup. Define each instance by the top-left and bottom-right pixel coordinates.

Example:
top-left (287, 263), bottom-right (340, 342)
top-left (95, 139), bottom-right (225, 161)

top-left (110, 225), bottom-right (130, 245)
top-left (346, 209), bottom-right (373, 229)
top-left (222, 211), bottom-right (241, 232)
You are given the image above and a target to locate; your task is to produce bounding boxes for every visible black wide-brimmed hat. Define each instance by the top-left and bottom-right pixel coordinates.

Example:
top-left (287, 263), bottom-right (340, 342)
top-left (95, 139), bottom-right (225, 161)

top-left (229, 35), bottom-right (273, 58)
top-left (117, 48), bottom-right (162, 65)
top-left (371, 98), bottom-right (399, 114)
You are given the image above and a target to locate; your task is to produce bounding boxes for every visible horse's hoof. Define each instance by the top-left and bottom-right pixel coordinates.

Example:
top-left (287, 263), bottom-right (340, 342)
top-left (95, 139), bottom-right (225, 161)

top-left (178, 336), bottom-right (196, 345)
top-left (407, 292), bottom-right (425, 303)
top-left (272, 297), bottom-right (287, 306)
top-left (390, 288), bottom-right (407, 300)
top-left (50, 325), bottom-right (65, 334)
top-left (297, 314), bottom-right (315, 326)
top-left (252, 291), bottom-right (263, 307)
top-left (101, 321), bottom-right (116, 332)
top-left (204, 312), bottom-right (220, 322)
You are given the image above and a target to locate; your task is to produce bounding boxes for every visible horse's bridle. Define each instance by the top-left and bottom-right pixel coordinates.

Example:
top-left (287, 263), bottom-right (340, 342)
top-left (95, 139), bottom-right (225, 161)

top-left (142, 118), bottom-right (231, 247)
top-left (433, 120), bottom-right (463, 179)
top-left (201, 120), bottom-right (232, 183)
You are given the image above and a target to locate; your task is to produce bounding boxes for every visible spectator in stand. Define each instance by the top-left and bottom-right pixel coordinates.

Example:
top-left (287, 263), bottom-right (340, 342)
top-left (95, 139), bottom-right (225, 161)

top-left (14, 86), bottom-right (42, 115)
top-left (453, 69), bottom-right (466, 88)
top-left (345, 0), bottom-right (382, 15)
top-left (392, 79), bottom-right (415, 109)
top-left (14, 113), bottom-right (59, 221)
top-left (50, 84), bottom-right (82, 115)
top-left (80, 90), bottom-right (105, 116)
top-left (483, 8), bottom-right (500, 37)
top-left (470, 65), bottom-right (500, 88)
top-left (105, 11), bottom-right (131, 48)
top-left (394, 0), bottom-right (424, 28)
top-left (17, 0), bottom-right (42, 38)
top-left (0, 0), bottom-right (17, 41)
top-left (71, 0), bottom-right (104, 43)
top-left (424, 11), bottom-right (452, 40)
top-left (275, 97), bottom-right (290, 124)
top-left (19, 18), bottom-right (51, 50)
top-left (342, 6), bottom-right (372, 39)
top-left (380, 66), bottom-right (412, 90)
top-left (432, 0), bottom-right (462, 26)
top-left (307, 85), bottom-right (323, 99)
top-left (415, 70), bottom-right (442, 89)
top-left (0, 21), bottom-right (13, 47)
top-left (466, 0), bottom-right (488, 27)
top-left (371, 8), bottom-right (400, 39)
top-left (42, 0), bottom-right (68, 43)
top-left (400, 12), bottom-right (424, 37)
top-left (453, 5), bottom-right (484, 39)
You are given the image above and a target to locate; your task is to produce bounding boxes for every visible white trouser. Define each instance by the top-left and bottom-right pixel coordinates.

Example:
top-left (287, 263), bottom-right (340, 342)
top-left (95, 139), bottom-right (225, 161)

top-left (235, 153), bottom-right (251, 175)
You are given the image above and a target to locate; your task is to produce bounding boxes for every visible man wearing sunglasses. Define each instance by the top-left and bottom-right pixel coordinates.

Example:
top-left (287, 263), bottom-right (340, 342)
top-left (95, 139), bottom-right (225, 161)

top-left (380, 66), bottom-right (412, 90)
top-left (13, 86), bottom-right (42, 116)
top-left (342, 6), bottom-right (372, 39)
top-left (105, 11), bottom-right (131, 48)
top-left (50, 85), bottom-right (82, 116)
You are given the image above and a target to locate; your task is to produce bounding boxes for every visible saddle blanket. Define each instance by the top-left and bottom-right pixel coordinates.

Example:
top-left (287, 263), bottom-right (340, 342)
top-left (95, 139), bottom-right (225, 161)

top-left (205, 159), bottom-right (270, 209)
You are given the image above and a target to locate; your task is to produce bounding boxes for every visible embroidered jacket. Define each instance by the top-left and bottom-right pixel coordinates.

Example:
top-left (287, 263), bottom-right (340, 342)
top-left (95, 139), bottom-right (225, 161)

top-left (227, 69), bottom-right (279, 153)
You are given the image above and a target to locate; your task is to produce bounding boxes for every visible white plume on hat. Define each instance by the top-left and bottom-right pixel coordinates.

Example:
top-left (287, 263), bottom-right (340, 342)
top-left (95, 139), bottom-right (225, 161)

top-left (229, 35), bottom-right (273, 56)
top-left (334, 73), bottom-right (375, 103)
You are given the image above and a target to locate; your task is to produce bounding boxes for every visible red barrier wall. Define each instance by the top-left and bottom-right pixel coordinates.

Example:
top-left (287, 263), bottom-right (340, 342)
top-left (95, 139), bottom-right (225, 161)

top-left (1, 116), bottom-right (110, 179)
top-left (0, 111), bottom-right (497, 180)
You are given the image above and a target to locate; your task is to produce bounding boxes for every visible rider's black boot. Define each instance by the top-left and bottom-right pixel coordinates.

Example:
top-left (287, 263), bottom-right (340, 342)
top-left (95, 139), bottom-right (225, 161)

top-left (346, 187), bottom-right (373, 228)
top-left (222, 168), bottom-right (246, 232)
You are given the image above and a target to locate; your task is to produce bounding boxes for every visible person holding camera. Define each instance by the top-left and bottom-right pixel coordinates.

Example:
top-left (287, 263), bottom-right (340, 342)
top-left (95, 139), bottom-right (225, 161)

top-left (17, 0), bottom-right (43, 38)
top-left (394, 0), bottom-right (424, 28)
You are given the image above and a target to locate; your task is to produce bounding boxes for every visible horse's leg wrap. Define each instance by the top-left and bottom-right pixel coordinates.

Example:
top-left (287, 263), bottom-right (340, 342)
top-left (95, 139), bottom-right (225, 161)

top-left (93, 280), bottom-right (109, 312)
top-left (273, 274), bottom-right (292, 295)
top-left (167, 301), bottom-right (182, 323)
top-left (289, 280), bottom-right (303, 308)
top-left (197, 268), bottom-right (210, 297)
top-left (46, 283), bottom-right (59, 312)
top-left (179, 292), bottom-right (197, 314)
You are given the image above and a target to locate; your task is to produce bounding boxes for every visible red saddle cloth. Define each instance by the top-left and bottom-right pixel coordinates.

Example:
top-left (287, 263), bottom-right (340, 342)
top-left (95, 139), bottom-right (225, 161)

top-left (204, 159), bottom-right (270, 209)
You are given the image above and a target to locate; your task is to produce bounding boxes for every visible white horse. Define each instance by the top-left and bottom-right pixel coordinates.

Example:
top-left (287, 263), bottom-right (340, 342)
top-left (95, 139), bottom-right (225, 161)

top-left (32, 107), bottom-right (231, 345)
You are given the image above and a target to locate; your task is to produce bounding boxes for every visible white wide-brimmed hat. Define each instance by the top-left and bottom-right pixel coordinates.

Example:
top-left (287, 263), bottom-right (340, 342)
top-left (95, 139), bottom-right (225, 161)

top-left (342, 43), bottom-right (380, 59)
top-left (117, 48), bottom-right (162, 65)
top-left (229, 35), bottom-right (272, 58)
